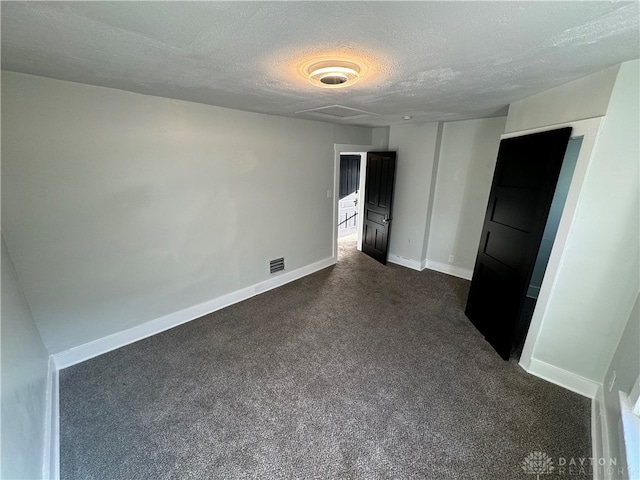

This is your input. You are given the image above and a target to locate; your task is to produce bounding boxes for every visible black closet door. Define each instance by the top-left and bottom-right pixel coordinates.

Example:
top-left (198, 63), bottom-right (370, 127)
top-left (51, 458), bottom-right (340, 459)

top-left (465, 127), bottom-right (572, 359)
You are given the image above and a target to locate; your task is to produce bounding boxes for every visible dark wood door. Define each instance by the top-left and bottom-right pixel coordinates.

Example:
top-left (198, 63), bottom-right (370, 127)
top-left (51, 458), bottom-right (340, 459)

top-left (362, 152), bottom-right (397, 264)
top-left (465, 128), bottom-right (572, 359)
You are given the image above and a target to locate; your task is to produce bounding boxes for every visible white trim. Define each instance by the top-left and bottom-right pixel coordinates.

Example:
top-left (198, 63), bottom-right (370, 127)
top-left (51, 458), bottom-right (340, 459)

top-left (53, 256), bottom-right (336, 369)
top-left (592, 388), bottom-right (605, 480)
top-left (356, 153), bottom-right (368, 252)
top-left (424, 260), bottom-right (473, 280)
top-left (515, 117), bottom-right (604, 371)
top-left (522, 357), bottom-right (599, 398)
top-left (387, 253), bottom-right (423, 271)
top-left (43, 357), bottom-right (59, 479)
top-left (500, 117), bottom-right (602, 140)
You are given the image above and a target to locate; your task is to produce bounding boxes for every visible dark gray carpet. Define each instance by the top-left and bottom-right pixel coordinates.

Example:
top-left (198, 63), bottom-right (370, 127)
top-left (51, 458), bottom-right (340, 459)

top-left (60, 235), bottom-right (591, 479)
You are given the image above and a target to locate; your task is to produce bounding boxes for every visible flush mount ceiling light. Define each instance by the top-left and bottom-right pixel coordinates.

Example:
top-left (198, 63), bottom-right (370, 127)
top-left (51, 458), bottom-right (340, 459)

top-left (307, 60), bottom-right (361, 88)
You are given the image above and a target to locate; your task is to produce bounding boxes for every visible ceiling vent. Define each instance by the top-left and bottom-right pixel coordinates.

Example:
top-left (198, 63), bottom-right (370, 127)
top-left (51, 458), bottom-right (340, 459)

top-left (295, 105), bottom-right (379, 120)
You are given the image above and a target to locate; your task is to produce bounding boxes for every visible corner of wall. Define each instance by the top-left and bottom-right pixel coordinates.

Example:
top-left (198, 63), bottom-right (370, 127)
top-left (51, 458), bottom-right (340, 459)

top-left (387, 254), bottom-right (423, 272)
top-left (424, 260), bottom-right (473, 281)
top-left (44, 357), bottom-right (59, 480)
top-left (2, 235), bottom-right (54, 479)
top-left (592, 385), bottom-right (607, 480)
top-left (387, 122), bottom-right (440, 265)
top-left (521, 357), bottom-right (599, 399)
top-left (602, 60), bottom-right (639, 117)
top-left (420, 122), bottom-right (444, 264)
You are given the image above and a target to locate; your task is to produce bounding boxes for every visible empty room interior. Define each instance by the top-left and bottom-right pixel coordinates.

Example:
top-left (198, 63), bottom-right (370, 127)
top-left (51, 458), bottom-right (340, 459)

top-left (2, 2), bottom-right (640, 479)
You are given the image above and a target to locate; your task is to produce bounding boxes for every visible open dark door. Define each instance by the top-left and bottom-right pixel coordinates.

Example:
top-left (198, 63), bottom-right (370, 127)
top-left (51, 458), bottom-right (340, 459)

top-left (362, 152), bottom-right (397, 264)
top-left (465, 128), bottom-right (572, 360)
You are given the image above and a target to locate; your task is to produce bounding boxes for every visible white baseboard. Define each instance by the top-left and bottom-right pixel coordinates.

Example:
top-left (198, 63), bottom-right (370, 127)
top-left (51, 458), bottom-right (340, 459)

top-left (386, 256), bottom-right (474, 281)
top-left (424, 260), bottom-right (473, 281)
top-left (43, 357), bottom-right (59, 479)
top-left (52, 256), bottom-right (336, 369)
top-left (387, 253), bottom-right (423, 271)
top-left (522, 357), bottom-right (599, 398)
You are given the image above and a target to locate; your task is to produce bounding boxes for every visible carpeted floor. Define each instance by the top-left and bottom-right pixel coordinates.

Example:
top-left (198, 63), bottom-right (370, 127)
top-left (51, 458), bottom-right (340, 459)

top-left (60, 235), bottom-right (591, 479)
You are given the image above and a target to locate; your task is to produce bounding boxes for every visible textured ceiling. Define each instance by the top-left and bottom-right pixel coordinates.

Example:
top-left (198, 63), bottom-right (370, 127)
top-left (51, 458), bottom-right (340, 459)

top-left (2, 1), bottom-right (639, 127)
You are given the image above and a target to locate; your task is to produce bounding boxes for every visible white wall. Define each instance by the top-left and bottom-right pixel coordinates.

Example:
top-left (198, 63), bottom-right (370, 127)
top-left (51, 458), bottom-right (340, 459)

top-left (426, 117), bottom-right (506, 278)
top-left (372, 127), bottom-right (390, 150)
top-left (505, 65), bottom-right (619, 133)
top-left (1, 236), bottom-right (50, 479)
top-left (333, 124), bottom-right (372, 146)
top-left (523, 60), bottom-right (640, 384)
top-left (382, 118), bottom-right (507, 276)
top-left (1, 71), bottom-right (372, 355)
top-left (387, 123), bottom-right (440, 268)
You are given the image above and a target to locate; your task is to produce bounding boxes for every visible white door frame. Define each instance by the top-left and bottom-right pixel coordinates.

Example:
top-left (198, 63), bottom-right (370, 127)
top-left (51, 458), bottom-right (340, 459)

top-left (333, 144), bottom-right (373, 261)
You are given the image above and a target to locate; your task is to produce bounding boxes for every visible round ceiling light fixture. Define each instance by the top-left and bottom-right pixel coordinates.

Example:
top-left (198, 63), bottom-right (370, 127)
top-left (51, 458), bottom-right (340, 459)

top-left (307, 60), bottom-right (361, 88)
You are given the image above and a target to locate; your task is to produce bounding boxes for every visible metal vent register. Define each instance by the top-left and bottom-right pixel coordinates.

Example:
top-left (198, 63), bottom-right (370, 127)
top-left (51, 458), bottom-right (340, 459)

top-left (270, 257), bottom-right (285, 274)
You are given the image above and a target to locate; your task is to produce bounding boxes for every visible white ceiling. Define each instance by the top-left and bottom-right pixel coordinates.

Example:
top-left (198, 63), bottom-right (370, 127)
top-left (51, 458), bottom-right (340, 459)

top-left (2, 1), bottom-right (639, 127)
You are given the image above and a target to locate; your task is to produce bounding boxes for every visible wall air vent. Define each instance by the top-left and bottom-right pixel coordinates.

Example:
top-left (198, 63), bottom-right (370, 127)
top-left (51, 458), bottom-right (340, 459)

top-left (270, 257), bottom-right (285, 274)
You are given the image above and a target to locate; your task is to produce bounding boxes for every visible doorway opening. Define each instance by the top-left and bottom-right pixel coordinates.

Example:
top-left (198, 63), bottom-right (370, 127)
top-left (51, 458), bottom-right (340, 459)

top-left (337, 153), bottom-right (361, 261)
top-left (465, 127), bottom-right (584, 360)
top-left (333, 145), bottom-right (397, 265)
top-left (338, 154), bottom-right (361, 238)
top-left (335, 149), bottom-right (368, 262)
